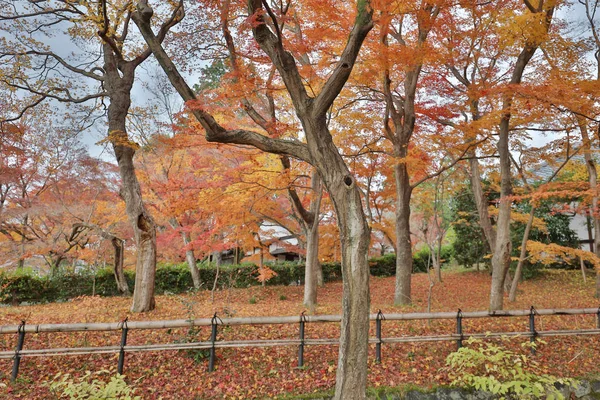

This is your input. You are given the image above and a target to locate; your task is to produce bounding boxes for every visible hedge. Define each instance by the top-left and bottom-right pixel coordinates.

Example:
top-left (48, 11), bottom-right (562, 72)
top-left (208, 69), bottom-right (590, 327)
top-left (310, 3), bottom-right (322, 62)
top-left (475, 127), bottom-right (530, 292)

top-left (0, 252), bottom-right (447, 305)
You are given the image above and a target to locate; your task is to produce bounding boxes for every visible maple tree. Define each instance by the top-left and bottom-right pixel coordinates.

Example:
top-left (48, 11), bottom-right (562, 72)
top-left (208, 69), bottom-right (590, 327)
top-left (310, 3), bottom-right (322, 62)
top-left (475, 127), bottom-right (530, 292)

top-left (0, 108), bottom-right (128, 289)
top-left (435, 0), bottom-right (564, 310)
top-left (0, 0), bottom-right (190, 312)
top-left (133, 0), bottom-right (375, 396)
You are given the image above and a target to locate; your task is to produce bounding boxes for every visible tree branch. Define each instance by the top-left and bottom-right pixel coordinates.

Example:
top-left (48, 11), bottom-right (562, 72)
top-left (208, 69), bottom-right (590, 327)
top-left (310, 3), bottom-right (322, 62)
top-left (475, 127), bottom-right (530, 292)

top-left (132, 1), bottom-right (310, 162)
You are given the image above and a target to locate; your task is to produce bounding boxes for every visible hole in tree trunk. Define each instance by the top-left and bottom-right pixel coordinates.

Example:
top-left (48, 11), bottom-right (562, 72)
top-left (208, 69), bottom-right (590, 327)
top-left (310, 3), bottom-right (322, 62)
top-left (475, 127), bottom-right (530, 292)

top-left (344, 175), bottom-right (353, 187)
top-left (137, 213), bottom-right (149, 231)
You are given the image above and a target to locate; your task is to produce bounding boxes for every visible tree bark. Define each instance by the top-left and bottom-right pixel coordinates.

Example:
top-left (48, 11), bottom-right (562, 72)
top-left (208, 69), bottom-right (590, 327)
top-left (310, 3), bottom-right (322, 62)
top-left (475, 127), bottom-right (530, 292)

top-left (182, 230), bottom-right (201, 289)
top-left (469, 156), bottom-right (497, 250)
top-left (111, 237), bottom-right (130, 295)
top-left (104, 48), bottom-right (156, 312)
top-left (302, 172), bottom-right (323, 311)
top-left (508, 206), bottom-right (535, 302)
top-left (394, 162), bottom-right (413, 305)
top-left (578, 119), bottom-right (600, 297)
top-left (284, 161), bottom-right (323, 311)
top-left (304, 214), bottom-right (319, 311)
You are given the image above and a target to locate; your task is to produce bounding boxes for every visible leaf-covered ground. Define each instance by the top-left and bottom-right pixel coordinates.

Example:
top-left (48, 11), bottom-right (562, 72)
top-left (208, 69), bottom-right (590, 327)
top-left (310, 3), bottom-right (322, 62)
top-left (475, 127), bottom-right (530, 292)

top-left (0, 269), bottom-right (598, 399)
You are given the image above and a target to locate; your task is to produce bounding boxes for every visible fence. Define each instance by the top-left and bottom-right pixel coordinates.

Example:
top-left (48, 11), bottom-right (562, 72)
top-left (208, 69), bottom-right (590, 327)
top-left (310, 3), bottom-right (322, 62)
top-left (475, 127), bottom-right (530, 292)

top-left (2, 306), bottom-right (599, 381)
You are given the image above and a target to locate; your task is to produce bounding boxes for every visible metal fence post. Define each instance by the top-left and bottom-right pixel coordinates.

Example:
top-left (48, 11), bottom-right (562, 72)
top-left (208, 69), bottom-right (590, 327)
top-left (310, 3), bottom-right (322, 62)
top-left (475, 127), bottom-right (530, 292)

top-left (298, 312), bottom-right (306, 368)
top-left (376, 310), bottom-right (385, 363)
top-left (596, 307), bottom-right (600, 329)
top-left (117, 318), bottom-right (128, 375)
top-left (11, 321), bottom-right (26, 382)
top-left (208, 313), bottom-right (219, 372)
top-left (529, 306), bottom-right (537, 354)
top-left (456, 309), bottom-right (463, 350)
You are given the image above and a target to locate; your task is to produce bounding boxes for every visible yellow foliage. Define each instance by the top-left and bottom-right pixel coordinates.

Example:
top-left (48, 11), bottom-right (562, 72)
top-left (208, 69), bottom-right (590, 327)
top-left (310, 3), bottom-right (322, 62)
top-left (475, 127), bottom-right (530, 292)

top-left (526, 241), bottom-right (600, 270)
top-left (488, 207), bottom-right (547, 233)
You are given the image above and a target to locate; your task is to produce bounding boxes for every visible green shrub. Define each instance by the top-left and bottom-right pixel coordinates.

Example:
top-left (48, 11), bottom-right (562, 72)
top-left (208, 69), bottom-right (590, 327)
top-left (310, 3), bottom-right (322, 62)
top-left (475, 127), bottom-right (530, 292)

top-left (369, 254), bottom-right (396, 276)
top-left (48, 370), bottom-right (140, 400)
top-left (446, 337), bottom-right (577, 399)
top-left (412, 245), bottom-right (454, 273)
top-left (1, 252), bottom-right (457, 305)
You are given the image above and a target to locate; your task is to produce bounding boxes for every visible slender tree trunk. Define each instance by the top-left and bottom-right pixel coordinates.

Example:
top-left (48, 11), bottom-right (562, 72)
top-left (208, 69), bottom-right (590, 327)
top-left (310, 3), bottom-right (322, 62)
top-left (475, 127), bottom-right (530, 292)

top-left (490, 114), bottom-right (512, 311)
top-left (111, 237), bottom-right (130, 295)
top-left (508, 206), bottom-right (535, 302)
top-left (303, 216), bottom-right (320, 311)
top-left (469, 156), bottom-right (497, 251)
top-left (104, 52), bottom-right (156, 312)
top-left (433, 245), bottom-right (442, 283)
top-left (181, 230), bottom-right (201, 289)
top-left (394, 162), bottom-right (413, 305)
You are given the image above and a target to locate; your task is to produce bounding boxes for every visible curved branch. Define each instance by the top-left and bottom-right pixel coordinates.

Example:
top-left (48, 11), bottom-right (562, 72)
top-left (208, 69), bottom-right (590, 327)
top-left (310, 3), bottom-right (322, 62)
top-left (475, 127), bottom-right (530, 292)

top-left (2, 50), bottom-right (104, 81)
top-left (132, 2), bottom-right (310, 162)
top-left (312, 2), bottom-right (374, 116)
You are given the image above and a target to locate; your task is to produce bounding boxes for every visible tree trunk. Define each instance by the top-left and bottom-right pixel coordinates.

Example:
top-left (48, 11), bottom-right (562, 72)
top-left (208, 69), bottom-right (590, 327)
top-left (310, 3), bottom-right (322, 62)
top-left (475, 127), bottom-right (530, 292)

top-left (182, 231), bottom-right (201, 289)
top-left (394, 162), bottom-right (413, 305)
top-left (132, 3), bottom-right (373, 395)
top-left (490, 114), bottom-right (512, 311)
top-left (508, 206), bottom-right (535, 302)
top-left (433, 247), bottom-right (442, 283)
top-left (303, 215), bottom-right (319, 311)
top-left (469, 156), bottom-right (497, 250)
top-left (104, 51), bottom-right (156, 313)
top-left (325, 176), bottom-right (370, 400)
top-left (111, 237), bottom-right (130, 295)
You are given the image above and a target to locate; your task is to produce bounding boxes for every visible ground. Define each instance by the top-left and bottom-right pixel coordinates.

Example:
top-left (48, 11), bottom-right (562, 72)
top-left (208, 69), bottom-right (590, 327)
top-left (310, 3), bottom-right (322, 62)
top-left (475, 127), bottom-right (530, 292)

top-left (0, 268), bottom-right (598, 399)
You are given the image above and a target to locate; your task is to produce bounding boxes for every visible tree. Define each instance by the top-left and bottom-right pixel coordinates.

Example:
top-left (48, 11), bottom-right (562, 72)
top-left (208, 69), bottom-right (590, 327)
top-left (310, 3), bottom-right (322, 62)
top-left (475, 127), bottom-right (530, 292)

top-left (378, 0), bottom-right (440, 305)
top-left (0, 1), bottom-right (190, 312)
top-left (133, 0), bottom-right (374, 396)
top-left (0, 110), bottom-right (128, 282)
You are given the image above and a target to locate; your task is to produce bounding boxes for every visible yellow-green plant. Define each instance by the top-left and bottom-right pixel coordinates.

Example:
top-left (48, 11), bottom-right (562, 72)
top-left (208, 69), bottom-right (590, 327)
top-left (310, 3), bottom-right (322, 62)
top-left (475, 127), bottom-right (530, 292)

top-left (48, 370), bottom-right (140, 400)
top-left (446, 337), bottom-right (576, 399)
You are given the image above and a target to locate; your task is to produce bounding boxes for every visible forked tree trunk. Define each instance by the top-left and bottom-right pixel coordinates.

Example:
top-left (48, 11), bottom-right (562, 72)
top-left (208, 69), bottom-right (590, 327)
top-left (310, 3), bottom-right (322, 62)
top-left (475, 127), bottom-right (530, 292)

top-left (283, 161), bottom-right (323, 310)
top-left (489, 5), bottom-right (554, 312)
top-left (105, 49), bottom-right (156, 312)
top-left (132, 1), bottom-right (373, 396)
top-left (394, 162), bottom-right (413, 305)
top-left (469, 156), bottom-right (497, 250)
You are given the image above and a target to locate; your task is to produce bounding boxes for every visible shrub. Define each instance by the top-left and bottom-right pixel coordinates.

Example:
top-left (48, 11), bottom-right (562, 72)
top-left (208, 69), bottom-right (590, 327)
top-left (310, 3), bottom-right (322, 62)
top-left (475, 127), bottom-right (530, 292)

top-left (1, 252), bottom-right (455, 304)
top-left (413, 245), bottom-right (454, 273)
top-left (369, 254), bottom-right (396, 276)
top-left (48, 370), bottom-right (140, 400)
top-left (446, 337), bottom-right (577, 399)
